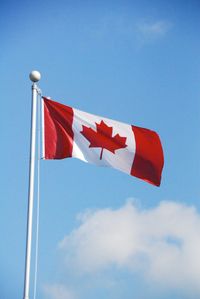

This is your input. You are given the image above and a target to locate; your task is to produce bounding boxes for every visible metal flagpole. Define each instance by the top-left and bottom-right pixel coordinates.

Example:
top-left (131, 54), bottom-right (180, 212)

top-left (23, 71), bottom-right (41, 299)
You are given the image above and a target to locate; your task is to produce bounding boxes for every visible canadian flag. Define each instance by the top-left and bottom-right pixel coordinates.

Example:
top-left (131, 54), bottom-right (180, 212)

top-left (42, 97), bottom-right (164, 186)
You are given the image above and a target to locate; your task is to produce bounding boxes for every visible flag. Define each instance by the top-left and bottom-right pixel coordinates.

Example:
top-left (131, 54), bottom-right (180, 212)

top-left (42, 97), bottom-right (164, 186)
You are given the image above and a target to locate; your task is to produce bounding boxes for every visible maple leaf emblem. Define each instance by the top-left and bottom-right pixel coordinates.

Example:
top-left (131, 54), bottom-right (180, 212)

top-left (80, 120), bottom-right (127, 160)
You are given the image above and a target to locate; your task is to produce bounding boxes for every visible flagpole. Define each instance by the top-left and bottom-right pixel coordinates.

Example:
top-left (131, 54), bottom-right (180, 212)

top-left (23, 71), bottom-right (41, 299)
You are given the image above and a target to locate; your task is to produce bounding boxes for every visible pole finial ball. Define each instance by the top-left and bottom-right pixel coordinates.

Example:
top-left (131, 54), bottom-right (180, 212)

top-left (29, 70), bottom-right (41, 82)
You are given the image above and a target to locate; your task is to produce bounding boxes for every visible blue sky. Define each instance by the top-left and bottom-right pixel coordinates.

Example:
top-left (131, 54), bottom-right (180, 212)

top-left (1, 0), bottom-right (200, 299)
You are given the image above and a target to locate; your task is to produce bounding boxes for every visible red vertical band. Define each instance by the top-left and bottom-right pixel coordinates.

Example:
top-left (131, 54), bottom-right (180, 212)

top-left (131, 126), bottom-right (164, 186)
top-left (43, 97), bottom-right (74, 159)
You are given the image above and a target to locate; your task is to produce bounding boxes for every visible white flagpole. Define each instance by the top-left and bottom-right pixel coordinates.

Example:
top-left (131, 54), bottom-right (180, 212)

top-left (23, 71), bottom-right (41, 299)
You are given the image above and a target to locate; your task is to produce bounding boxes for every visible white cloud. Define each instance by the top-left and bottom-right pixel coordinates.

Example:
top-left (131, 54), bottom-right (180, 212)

top-left (83, 14), bottom-right (172, 47)
top-left (43, 283), bottom-right (75, 299)
top-left (136, 20), bottom-right (172, 43)
top-left (59, 200), bottom-right (200, 293)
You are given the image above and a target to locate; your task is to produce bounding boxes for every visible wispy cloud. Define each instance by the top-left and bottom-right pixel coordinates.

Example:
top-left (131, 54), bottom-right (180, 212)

top-left (59, 200), bottom-right (200, 294)
top-left (136, 20), bottom-right (172, 43)
top-left (43, 283), bottom-right (75, 299)
top-left (83, 14), bottom-right (172, 48)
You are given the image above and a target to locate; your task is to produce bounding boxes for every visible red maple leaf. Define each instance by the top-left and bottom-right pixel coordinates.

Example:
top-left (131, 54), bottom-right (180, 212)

top-left (80, 120), bottom-right (127, 160)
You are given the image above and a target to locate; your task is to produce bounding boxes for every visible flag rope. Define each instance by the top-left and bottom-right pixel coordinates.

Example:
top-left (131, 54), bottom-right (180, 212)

top-left (33, 89), bottom-right (42, 299)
